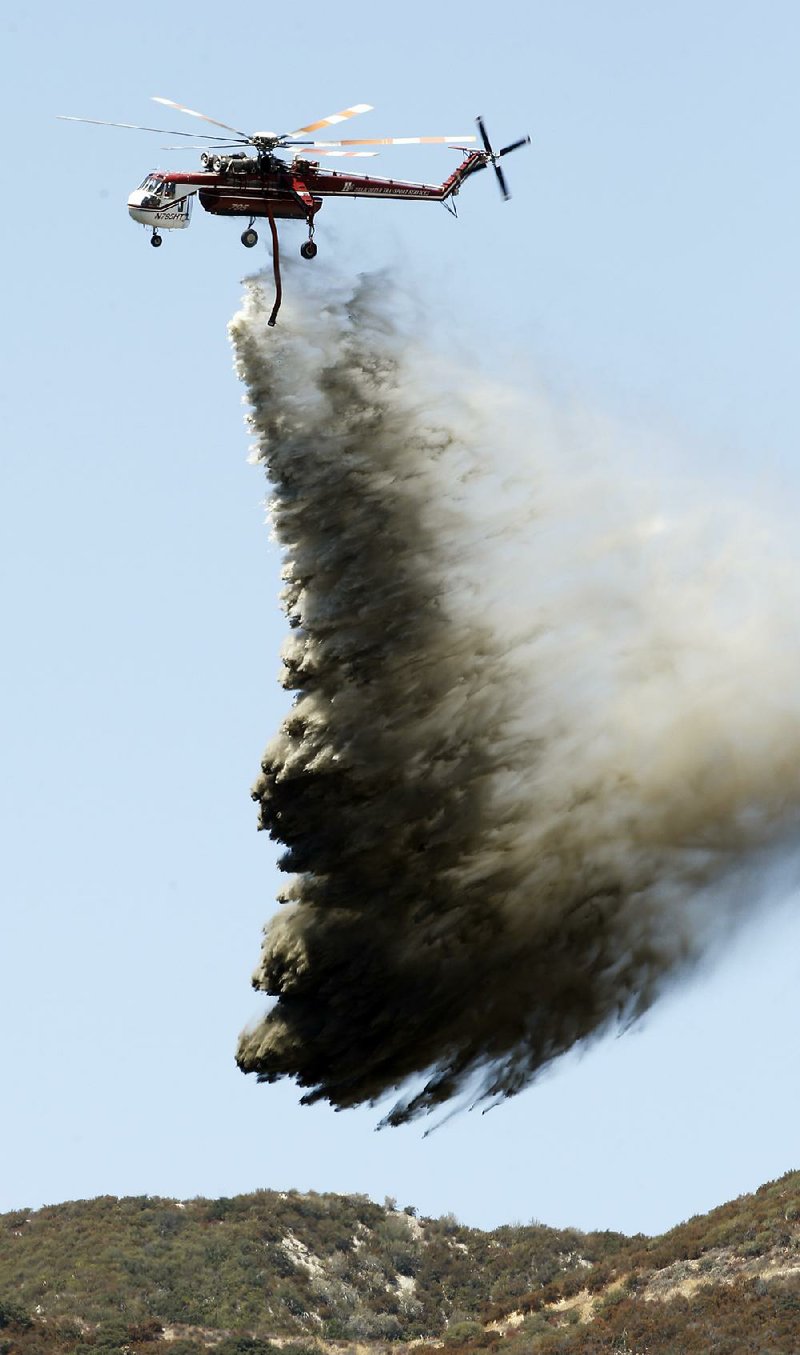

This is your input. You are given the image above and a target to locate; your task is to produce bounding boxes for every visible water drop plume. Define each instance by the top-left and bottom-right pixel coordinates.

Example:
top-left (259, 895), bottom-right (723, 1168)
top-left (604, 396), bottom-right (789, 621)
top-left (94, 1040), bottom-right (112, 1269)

top-left (231, 265), bottom-right (800, 1125)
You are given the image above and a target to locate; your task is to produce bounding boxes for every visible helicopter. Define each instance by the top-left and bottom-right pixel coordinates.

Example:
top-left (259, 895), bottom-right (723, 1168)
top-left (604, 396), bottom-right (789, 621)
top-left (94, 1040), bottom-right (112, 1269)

top-left (59, 98), bottom-right (530, 321)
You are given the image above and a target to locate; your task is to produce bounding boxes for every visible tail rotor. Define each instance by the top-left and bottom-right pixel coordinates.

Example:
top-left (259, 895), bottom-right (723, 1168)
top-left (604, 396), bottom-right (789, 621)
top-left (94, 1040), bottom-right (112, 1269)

top-left (476, 115), bottom-right (531, 200)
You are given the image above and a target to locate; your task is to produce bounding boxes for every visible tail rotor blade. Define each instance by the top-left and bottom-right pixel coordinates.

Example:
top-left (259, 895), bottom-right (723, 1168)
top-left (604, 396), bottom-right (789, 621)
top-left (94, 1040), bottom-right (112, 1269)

top-left (499, 135), bottom-right (531, 157)
top-left (494, 162), bottom-right (511, 200)
top-left (475, 117), bottom-right (530, 200)
top-left (476, 114), bottom-right (494, 157)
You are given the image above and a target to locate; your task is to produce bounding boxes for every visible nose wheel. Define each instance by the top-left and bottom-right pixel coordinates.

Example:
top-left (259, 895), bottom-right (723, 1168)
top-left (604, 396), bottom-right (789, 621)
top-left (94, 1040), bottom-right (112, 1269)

top-left (150, 231), bottom-right (162, 248)
top-left (241, 226), bottom-right (258, 248)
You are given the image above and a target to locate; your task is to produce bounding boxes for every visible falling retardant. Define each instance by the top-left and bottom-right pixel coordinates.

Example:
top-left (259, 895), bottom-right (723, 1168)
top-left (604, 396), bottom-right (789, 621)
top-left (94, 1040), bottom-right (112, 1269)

top-left (231, 265), bottom-right (800, 1126)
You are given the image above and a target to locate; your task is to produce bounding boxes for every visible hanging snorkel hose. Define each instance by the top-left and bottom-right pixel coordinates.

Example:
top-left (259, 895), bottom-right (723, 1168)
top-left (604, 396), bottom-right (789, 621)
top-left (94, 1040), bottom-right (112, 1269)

top-left (266, 211), bottom-right (282, 327)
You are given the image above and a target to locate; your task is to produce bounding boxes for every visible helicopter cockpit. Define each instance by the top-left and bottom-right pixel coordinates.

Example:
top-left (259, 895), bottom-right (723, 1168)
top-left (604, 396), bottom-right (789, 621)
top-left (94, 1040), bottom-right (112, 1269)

top-left (128, 173), bottom-right (194, 239)
top-left (137, 174), bottom-right (176, 207)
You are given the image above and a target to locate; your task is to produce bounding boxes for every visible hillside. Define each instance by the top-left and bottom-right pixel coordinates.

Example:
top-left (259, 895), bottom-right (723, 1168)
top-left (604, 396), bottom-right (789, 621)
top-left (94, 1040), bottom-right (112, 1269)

top-left (1, 1172), bottom-right (798, 1354)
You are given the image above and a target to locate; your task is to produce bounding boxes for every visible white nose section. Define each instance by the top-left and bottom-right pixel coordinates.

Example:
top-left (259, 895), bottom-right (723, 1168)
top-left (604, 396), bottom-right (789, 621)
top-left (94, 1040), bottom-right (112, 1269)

top-left (127, 188), bottom-right (192, 229)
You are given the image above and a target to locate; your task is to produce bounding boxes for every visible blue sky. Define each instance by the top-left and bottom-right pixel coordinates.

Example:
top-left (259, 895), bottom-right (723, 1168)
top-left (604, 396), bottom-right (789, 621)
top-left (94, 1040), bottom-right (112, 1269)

top-left (3, 0), bottom-right (800, 1236)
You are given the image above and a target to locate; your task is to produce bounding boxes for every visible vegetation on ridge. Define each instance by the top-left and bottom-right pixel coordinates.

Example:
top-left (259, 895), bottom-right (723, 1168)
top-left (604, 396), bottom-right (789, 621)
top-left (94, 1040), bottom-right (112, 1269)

top-left (1, 1171), bottom-right (798, 1355)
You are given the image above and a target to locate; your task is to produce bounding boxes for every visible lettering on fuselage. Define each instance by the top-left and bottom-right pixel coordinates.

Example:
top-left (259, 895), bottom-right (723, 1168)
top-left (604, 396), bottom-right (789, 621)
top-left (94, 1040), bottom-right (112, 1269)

top-left (331, 183), bottom-right (433, 198)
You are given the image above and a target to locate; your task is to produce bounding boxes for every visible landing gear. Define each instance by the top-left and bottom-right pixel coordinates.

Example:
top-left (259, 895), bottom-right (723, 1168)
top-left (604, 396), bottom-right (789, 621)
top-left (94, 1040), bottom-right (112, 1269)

top-left (300, 219), bottom-right (317, 260)
top-left (241, 227), bottom-right (258, 248)
top-left (150, 231), bottom-right (162, 248)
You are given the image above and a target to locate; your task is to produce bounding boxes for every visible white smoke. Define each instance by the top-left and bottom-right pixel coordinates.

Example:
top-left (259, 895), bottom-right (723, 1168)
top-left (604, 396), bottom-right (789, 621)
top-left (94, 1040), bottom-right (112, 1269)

top-left (232, 263), bottom-right (800, 1124)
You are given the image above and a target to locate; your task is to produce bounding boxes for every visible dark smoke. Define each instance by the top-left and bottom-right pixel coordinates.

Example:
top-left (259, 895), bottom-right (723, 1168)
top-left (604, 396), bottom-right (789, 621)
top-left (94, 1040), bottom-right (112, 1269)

top-left (232, 267), bottom-right (800, 1125)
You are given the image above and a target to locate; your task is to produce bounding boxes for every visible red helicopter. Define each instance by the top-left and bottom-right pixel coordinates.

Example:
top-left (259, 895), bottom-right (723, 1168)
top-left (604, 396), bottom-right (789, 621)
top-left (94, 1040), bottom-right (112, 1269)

top-left (59, 98), bottom-right (530, 321)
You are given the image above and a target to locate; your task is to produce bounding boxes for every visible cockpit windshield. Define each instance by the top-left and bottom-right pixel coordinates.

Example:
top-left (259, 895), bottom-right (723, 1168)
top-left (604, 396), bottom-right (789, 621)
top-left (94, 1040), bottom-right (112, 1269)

top-left (132, 174), bottom-right (191, 218)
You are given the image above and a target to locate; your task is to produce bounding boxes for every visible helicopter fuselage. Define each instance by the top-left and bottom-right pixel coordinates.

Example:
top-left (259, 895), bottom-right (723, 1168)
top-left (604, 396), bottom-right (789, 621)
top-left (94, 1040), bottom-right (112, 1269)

top-left (127, 151), bottom-right (488, 233)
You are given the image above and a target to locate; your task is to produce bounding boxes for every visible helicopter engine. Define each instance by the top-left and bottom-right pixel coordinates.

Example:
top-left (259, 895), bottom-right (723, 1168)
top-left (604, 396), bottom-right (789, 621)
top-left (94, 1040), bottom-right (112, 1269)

top-left (201, 151), bottom-right (260, 174)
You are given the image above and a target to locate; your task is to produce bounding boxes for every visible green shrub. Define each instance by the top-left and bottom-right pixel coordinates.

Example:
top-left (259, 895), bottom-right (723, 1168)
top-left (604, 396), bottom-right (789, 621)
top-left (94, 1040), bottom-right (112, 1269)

top-left (444, 1321), bottom-right (484, 1344)
top-left (0, 1300), bottom-right (33, 1331)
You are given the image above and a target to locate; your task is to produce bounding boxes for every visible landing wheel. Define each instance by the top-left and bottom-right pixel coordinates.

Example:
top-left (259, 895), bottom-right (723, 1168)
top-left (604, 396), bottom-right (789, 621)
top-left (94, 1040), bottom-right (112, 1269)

top-left (300, 240), bottom-right (318, 260)
top-left (241, 228), bottom-right (258, 248)
top-left (150, 232), bottom-right (162, 248)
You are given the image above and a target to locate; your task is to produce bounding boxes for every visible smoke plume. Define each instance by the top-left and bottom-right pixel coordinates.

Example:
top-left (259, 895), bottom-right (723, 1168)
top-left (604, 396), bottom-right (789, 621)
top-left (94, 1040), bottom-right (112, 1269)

top-left (232, 266), bottom-right (800, 1125)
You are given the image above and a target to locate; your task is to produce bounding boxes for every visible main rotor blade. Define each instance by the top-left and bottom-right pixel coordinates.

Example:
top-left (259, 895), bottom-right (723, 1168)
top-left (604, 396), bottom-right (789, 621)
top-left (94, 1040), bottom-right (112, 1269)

top-left (287, 103), bottom-right (373, 136)
top-left (152, 96), bottom-right (251, 140)
top-left (57, 114), bottom-right (238, 141)
top-left (476, 115), bottom-right (494, 157)
top-left (499, 135), bottom-right (531, 156)
top-left (297, 135), bottom-right (477, 147)
top-left (159, 142), bottom-right (247, 150)
top-left (293, 150), bottom-right (378, 158)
